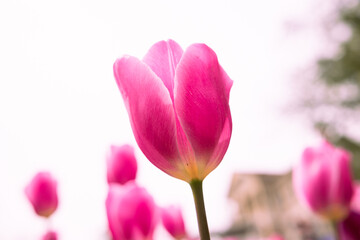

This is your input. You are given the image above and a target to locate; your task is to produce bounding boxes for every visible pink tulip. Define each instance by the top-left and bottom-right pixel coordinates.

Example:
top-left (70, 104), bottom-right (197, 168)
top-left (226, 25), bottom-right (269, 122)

top-left (265, 235), bottom-right (284, 240)
top-left (350, 183), bottom-right (360, 212)
top-left (106, 182), bottom-right (158, 240)
top-left (41, 230), bottom-right (58, 240)
top-left (113, 39), bottom-right (233, 183)
top-left (293, 141), bottom-right (354, 221)
top-left (161, 205), bottom-right (187, 239)
top-left (25, 172), bottom-right (58, 218)
top-left (107, 144), bottom-right (138, 185)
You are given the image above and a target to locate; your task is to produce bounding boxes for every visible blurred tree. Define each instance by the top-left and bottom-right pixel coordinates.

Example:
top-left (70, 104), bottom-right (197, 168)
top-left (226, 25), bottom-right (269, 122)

top-left (303, 1), bottom-right (360, 179)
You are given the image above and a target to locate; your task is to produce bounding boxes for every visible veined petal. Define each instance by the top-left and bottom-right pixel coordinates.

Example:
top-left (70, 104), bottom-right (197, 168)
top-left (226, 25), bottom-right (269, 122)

top-left (203, 115), bottom-right (232, 178)
top-left (174, 43), bottom-right (233, 179)
top-left (143, 39), bottom-right (183, 100)
top-left (113, 56), bottom-right (180, 176)
top-left (143, 40), bottom-right (198, 181)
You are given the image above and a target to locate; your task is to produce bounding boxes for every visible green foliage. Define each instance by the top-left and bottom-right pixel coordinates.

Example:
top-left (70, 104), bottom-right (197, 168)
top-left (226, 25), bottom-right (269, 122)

top-left (319, 4), bottom-right (360, 89)
top-left (314, 3), bottom-right (360, 179)
top-left (331, 136), bottom-right (360, 180)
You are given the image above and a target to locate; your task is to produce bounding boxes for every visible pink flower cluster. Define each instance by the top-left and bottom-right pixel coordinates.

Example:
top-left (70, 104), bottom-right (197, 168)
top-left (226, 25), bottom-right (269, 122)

top-left (105, 144), bottom-right (188, 240)
top-left (24, 39), bottom-right (234, 240)
top-left (293, 141), bottom-right (360, 239)
top-left (24, 39), bottom-right (360, 240)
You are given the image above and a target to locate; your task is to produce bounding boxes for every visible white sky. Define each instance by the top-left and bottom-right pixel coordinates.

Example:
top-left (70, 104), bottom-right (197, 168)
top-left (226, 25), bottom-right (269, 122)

top-left (0, 0), bottom-right (332, 239)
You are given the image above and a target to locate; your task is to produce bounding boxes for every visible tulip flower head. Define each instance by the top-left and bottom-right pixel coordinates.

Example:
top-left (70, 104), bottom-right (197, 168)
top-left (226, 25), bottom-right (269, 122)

top-left (106, 182), bottom-right (158, 240)
top-left (41, 230), bottom-right (58, 240)
top-left (161, 205), bottom-right (187, 239)
top-left (25, 171), bottom-right (58, 218)
top-left (113, 39), bottom-right (233, 183)
top-left (107, 144), bottom-right (138, 185)
top-left (266, 235), bottom-right (284, 240)
top-left (293, 141), bottom-right (354, 222)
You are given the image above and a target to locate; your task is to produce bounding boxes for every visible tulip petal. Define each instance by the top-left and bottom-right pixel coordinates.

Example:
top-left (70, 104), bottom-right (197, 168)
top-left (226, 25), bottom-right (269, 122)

top-left (330, 147), bottom-right (354, 206)
top-left (350, 184), bottom-right (360, 212)
top-left (143, 40), bottom-right (199, 181)
top-left (205, 115), bottom-right (232, 176)
top-left (114, 56), bottom-right (181, 176)
top-left (300, 147), bottom-right (331, 211)
top-left (143, 40), bottom-right (183, 100)
top-left (174, 44), bottom-right (232, 178)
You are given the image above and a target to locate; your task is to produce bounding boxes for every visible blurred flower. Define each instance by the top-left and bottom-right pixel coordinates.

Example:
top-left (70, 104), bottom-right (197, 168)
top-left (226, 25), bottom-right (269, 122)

top-left (239, 236), bottom-right (283, 240)
top-left (106, 182), bottom-right (158, 240)
top-left (338, 210), bottom-right (360, 240)
top-left (113, 39), bottom-right (233, 183)
top-left (161, 205), bottom-right (187, 239)
top-left (107, 144), bottom-right (138, 185)
top-left (25, 171), bottom-right (58, 218)
top-left (293, 141), bottom-right (354, 222)
top-left (265, 235), bottom-right (284, 240)
top-left (41, 230), bottom-right (58, 240)
top-left (350, 183), bottom-right (360, 212)
top-left (337, 183), bottom-right (360, 240)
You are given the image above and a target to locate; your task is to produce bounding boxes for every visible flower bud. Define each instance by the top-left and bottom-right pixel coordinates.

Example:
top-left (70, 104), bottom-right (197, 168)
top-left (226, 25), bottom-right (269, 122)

top-left (293, 141), bottom-right (354, 221)
top-left (106, 182), bottom-right (158, 240)
top-left (161, 205), bottom-right (187, 239)
top-left (107, 144), bottom-right (137, 185)
top-left (25, 172), bottom-right (58, 218)
top-left (41, 230), bottom-right (58, 240)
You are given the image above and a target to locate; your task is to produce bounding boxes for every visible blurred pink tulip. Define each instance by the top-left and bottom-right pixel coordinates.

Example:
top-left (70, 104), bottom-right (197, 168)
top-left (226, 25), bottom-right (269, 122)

top-left (338, 210), bottom-right (360, 240)
top-left (293, 141), bottom-right (354, 221)
top-left (106, 182), bottom-right (158, 240)
top-left (265, 235), bottom-right (284, 240)
top-left (161, 205), bottom-right (187, 239)
top-left (113, 39), bottom-right (233, 183)
top-left (25, 172), bottom-right (58, 218)
top-left (41, 230), bottom-right (58, 240)
top-left (350, 183), bottom-right (360, 212)
top-left (107, 144), bottom-right (138, 185)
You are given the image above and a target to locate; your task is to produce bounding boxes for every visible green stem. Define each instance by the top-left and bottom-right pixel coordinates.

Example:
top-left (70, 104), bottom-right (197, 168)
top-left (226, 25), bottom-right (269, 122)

top-left (331, 221), bottom-right (340, 240)
top-left (189, 179), bottom-right (210, 240)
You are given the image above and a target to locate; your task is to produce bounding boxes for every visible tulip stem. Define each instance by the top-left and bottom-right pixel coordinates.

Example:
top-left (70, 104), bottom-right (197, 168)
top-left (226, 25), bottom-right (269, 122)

top-left (331, 221), bottom-right (340, 240)
top-left (189, 179), bottom-right (210, 240)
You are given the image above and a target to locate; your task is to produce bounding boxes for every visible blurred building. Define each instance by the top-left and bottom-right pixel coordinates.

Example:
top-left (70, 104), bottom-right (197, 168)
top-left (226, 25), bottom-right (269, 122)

top-left (222, 172), bottom-right (333, 240)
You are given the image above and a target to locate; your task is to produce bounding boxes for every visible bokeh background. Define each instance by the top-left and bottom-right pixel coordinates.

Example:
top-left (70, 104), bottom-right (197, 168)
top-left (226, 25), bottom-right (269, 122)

top-left (0, 0), bottom-right (359, 239)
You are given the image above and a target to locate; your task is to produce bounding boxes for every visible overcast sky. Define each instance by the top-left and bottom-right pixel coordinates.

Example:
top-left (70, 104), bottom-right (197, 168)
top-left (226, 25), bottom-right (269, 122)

top-left (0, 0), bottom-right (333, 239)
